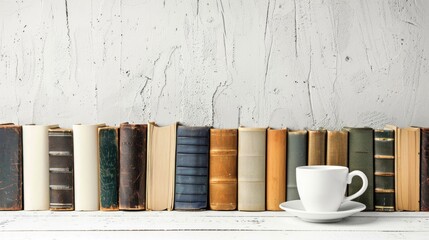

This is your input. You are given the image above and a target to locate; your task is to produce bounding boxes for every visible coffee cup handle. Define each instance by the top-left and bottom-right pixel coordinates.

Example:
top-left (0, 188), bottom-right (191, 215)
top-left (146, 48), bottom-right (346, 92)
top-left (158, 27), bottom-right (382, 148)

top-left (343, 170), bottom-right (368, 202)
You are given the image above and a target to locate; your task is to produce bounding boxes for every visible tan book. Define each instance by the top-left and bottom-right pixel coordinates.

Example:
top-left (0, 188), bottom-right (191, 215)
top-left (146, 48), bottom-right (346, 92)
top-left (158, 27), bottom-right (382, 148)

top-left (238, 127), bottom-right (266, 211)
top-left (326, 130), bottom-right (348, 166)
top-left (209, 129), bottom-right (238, 210)
top-left (308, 129), bottom-right (326, 165)
top-left (266, 128), bottom-right (287, 211)
top-left (146, 122), bottom-right (177, 211)
top-left (395, 126), bottom-right (420, 211)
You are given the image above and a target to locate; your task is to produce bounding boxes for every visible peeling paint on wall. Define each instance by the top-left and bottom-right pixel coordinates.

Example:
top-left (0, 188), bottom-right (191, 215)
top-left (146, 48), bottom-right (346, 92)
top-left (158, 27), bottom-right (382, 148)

top-left (0, 0), bottom-right (428, 129)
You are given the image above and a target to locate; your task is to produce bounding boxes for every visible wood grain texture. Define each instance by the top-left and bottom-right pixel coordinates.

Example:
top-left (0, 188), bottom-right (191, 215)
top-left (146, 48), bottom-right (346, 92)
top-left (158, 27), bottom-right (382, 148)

top-left (0, 0), bottom-right (428, 129)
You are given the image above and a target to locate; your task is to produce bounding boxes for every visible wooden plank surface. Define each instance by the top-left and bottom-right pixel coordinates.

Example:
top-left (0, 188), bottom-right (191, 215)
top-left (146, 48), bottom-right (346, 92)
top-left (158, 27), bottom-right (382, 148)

top-left (0, 211), bottom-right (428, 239)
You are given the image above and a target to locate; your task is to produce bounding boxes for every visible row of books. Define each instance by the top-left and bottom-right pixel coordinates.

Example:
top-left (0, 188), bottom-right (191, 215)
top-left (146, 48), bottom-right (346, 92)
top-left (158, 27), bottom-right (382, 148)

top-left (0, 123), bottom-right (426, 211)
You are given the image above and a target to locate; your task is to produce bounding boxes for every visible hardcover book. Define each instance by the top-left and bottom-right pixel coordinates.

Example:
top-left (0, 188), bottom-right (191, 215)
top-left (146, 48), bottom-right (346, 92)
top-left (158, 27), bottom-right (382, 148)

top-left (119, 123), bottom-right (147, 210)
top-left (395, 127), bottom-right (420, 211)
top-left (49, 128), bottom-right (74, 211)
top-left (326, 130), bottom-right (348, 167)
top-left (287, 130), bottom-right (307, 201)
top-left (308, 129), bottom-right (326, 166)
top-left (209, 129), bottom-right (238, 210)
top-left (238, 127), bottom-right (266, 211)
top-left (421, 128), bottom-right (429, 211)
top-left (344, 127), bottom-right (374, 211)
top-left (23, 124), bottom-right (59, 210)
top-left (98, 127), bottom-right (119, 211)
top-left (374, 129), bottom-right (395, 212)
top-left (175, 126), bottom-right (210, 210)
top-left (146, 122), bottom-right (177, 211)
top-left (266, 128), bottom-right (287, 211)
top-left (0, 124), bottom-right (23, 210)
top-left (73, 123), bottom-right (106, 211)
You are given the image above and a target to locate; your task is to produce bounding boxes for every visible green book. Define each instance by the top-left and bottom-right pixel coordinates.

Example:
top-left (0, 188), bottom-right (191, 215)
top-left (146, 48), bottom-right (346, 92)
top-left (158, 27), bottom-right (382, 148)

top-left (286, 130), bottom-right (308, 201)
top-left (344, 127), bottom-right (374, 211)
top-left (98, 127), bottom-right (119, 211)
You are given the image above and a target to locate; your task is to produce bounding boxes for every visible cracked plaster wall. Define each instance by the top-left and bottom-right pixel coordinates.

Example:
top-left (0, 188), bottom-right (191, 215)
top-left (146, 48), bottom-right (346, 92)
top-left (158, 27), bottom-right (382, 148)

top-left (0, 0), bottom-right (428, 129)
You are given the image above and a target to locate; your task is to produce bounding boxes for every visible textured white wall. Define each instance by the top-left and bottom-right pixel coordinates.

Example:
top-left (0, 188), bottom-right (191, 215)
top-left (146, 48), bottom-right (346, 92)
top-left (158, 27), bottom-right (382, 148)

top-left (0, 0), bottom-right (428, 129)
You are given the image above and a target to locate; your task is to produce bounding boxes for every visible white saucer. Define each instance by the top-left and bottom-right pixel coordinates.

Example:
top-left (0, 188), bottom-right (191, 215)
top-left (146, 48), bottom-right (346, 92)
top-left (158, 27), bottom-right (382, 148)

top-left (279, 200), bottom-right (366, 223)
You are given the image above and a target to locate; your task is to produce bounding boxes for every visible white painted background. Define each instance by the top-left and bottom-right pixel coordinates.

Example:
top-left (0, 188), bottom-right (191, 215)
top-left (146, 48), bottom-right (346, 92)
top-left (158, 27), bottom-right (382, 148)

top-left (0, 0), bottom-right (428, 129)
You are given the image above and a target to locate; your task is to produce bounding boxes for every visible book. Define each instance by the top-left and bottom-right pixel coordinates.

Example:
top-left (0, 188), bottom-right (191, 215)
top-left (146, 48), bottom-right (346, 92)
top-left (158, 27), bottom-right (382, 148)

top-left (175, 126), bottom-right (210, 210)
top-left (23, 124), bottom-right (58, 210)
top-left (266, 128), bottom-right (287, 211)
top-left (73, 123), bottom-right (106, 211)
top-left (421, 128), bottom-right (429, 211)
top-left (146, 122), bottom-right (177, 211)
top-left (49, 128), bottom-right (74, 211)
top-left (209, 129), bottom-right (238, 211)
top-left (344, 127), bottom-right (374, 211)
top-left (308, 129), bottom-right (326, 165)
top-left (326, 130), bottom-right (348, 166)
top-left (238, 127), bottom-right (266, 211)
top-left (374, 129), bottom-right (395, 212)
top-left (98, 127), bottom-right (119, 211)
top-left (395, 127), bottom-right (420, 211)
top-left (0, 124), bottom-right (23, 210)
top-left (287, 130), bottom-right (307, 201)
top-left (119, 123), bottom-right (147, 210)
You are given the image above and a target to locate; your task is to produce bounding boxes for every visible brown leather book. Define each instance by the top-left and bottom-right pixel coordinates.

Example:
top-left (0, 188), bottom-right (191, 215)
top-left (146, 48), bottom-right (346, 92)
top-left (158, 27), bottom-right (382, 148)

top-left (119, 123), bottom-right (147, 210)
top-left (49, 128), bottom-right (74, 211)
top-left (326, 130), bottom-right (348, 166)
top-left (0, 124), bottom-right (23, 210)
top-left (396, 127), bottom-right (420, 211)
top-left (308, 129), bottom-right (326, 165)
top-left (266, 128), bottom-right (287, 211)
top-left (209, 129), bottom-right (238, 210)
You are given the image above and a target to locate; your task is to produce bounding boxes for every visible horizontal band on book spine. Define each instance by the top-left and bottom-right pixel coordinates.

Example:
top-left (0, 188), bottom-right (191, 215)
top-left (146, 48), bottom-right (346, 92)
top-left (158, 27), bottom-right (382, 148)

top-left (375, 188), bottom-right (395, 193)
top-left (374, 172), bottom-right (395, 176)
top-left (375, 206), bottom-right (394, 210)
top-left (50, 185), bottom-right (73, 190)
top-left (374, 137), bottom-right (394, 141)
top-left (50, 203), bottom-right (74, 206)
top-left (49, 151), bottom-right (73, 157)
top-left (374, 155), bottom-right (395, 159)
top-left (49, 168), bottom-right (72, 173)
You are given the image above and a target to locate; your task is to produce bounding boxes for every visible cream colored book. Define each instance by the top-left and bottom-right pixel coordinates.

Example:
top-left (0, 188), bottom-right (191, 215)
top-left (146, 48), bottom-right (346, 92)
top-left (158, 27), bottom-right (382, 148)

top-left (146, 122), bottom-right (177, 211)
top-left (73, 123), bottom-right (106, 211)
top-left (238, 127), bottom-right (266, 211)
top-left (23, 124), bottom-right (59, 210)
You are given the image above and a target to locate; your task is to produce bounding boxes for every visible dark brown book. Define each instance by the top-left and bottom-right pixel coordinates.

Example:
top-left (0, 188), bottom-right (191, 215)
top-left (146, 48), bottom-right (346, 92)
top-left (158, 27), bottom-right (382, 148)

top-left (0, 124), bottom-right (23, 210)
top-left (209, 129), bottom-right (238, 210)
top-left (49, 128), bottom-right (74, 211)
top-left (308, 129), bottom-right (326, 165)
top-left (119, 123), bottom-right (147, 210)
top-left (421, 128), bottom-right (429, 211)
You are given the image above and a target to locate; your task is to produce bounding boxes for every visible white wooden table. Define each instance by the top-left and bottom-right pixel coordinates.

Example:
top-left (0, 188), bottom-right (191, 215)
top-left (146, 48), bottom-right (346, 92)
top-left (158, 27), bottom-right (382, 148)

top-left (1, 211), bottom-right (428, 239)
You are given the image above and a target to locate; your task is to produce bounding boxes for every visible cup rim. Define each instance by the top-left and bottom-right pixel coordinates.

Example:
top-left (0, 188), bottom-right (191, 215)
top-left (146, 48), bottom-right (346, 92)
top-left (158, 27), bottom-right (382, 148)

top-left (297, 165), bottom-right (348, 171)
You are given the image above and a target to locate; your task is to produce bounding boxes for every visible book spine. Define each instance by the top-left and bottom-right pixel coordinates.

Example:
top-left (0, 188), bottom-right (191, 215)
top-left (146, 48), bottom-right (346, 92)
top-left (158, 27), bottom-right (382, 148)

top-left (326, 130), bottom-right (348, 166)
top-left (175, 126), bottom-right (210, 210)
top-left (49, 129), bottom-right (74, 211)
top-left (99, 127), bottom-right (119, 211)
top-left (0, 125), bottom-right (23, 210)
top-left (397, 128), bottom-right (420, 211)
top-left (209, 129), bottom-right (238, 211)
top-left (374, 130), bottom-right (395, 212)
top-left (119, 123), bottom-right (147, 210)
top-left (308, 130), bottom-right (326, 166)
top-left (287, 130), bottom-right (307, 201)
top-left (421, 129), bottom-right (429, 211)
top-left (346, 127), bottom-right (374, 211)
top-left (146, 122), bottom-right (177, 211)
top-left (266, 128), bottom-right (287, 211)
top-left (238, 128), bottom-right (266, 211)
top-left (23, 125), bottom-right (52, 210)
top-left (73, 124), bottom-right (101, 211)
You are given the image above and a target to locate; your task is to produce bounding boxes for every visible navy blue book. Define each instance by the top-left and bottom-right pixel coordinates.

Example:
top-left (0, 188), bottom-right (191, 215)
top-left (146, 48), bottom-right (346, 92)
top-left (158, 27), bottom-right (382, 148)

top-left (175, 126), bottom-right (210, 210)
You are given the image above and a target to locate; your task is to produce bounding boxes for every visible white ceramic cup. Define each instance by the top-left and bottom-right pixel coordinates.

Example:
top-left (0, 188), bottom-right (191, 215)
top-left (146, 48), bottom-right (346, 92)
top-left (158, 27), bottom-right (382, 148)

top-left (296, 165), bottom-right (368, 212)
